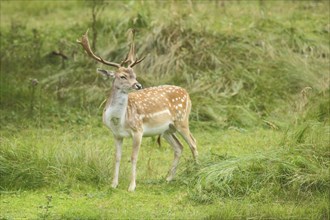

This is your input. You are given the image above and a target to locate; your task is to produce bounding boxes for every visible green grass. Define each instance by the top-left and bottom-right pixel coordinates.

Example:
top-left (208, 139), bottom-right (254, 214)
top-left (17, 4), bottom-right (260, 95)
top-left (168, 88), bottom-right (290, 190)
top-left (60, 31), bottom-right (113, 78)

top-left (1, 187), bottom-right (328, 219)
top-left (0, 0), bottom-right (329, 219)
top-left (1, 124), bottom-right (328, 219)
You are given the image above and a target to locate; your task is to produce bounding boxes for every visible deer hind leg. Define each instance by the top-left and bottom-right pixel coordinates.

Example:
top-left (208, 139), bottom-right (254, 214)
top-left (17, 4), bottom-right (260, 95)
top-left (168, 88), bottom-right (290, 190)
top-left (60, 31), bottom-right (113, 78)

top-left (175, 122), bottom-right (198, 161)
top-left (163, 132), bottom-right (183, 182)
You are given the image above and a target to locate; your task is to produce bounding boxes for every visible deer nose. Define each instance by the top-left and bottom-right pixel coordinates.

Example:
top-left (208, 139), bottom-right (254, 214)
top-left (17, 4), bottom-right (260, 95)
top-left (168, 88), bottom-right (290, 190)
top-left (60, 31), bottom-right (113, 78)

top-left (134, 83), bottom-right (143, 90)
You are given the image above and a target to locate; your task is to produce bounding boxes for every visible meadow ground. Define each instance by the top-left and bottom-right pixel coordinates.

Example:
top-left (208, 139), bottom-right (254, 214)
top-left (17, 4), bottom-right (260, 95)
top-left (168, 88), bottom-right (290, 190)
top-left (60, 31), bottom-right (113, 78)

top-left (1, 121), bottom-right (329, 219)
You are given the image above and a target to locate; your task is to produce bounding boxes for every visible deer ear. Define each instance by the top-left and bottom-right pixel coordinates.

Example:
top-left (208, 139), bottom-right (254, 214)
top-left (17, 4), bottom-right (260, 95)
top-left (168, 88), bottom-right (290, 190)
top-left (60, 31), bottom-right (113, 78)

top-left (97, 68), bottom-right (115, 78)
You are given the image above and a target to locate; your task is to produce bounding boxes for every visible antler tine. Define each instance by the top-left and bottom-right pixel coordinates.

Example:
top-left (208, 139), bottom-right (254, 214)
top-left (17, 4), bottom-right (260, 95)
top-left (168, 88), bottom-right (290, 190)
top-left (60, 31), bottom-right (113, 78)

top-left (129, 56), bottom-right (146, 68)
top-left (127, 29), bottom-right (136, 64)
top-left (77, 30), bottom-right (121, 68)
top-left (122, 29), bottom-right (145, 68)
top-left (120, 29), bottom-right (135, 66)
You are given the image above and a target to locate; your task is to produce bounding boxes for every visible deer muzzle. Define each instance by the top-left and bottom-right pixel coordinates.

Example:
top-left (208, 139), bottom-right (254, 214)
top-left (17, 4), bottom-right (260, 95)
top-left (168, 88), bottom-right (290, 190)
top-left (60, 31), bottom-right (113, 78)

top-left (133, 83), bottom-right (143, 90)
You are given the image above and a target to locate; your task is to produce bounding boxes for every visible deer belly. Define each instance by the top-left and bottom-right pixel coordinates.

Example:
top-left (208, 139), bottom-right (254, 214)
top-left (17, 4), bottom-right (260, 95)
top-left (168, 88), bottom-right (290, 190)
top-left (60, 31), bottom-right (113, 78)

top-left (141, 110), bottom-right (173, 136)
top-left (143, 122), bottom-right (171, 137)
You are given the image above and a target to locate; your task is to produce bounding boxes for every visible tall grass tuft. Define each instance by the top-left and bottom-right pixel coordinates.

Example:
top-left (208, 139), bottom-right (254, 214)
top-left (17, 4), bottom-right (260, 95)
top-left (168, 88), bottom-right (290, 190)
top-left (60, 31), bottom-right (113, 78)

top-left (0, 127), bottom-right (114, 190)
top-left (178, 89), bottom-right (329, 203)
top-left (179, 145), bottom-right (329, 204)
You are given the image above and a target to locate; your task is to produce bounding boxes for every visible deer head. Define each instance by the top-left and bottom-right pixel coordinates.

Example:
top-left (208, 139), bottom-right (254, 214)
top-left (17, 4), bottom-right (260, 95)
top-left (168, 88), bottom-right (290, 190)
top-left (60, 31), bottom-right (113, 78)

top-left (77, 29), bottom-right (145, 92)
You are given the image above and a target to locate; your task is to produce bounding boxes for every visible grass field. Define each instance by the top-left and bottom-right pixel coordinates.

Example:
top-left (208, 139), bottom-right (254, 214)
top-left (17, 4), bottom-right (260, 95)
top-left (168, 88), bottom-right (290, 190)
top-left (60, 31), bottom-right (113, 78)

top-left (1, 0), bottom-right (329, 219)
top-left (1, 123), bottom-right (328, 219)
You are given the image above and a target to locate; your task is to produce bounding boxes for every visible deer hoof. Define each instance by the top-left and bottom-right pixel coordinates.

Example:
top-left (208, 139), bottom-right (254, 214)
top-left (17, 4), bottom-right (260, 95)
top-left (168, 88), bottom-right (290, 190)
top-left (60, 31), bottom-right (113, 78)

top-left (128, 183), bottom-right (136, 192)
top-left (166, 176), bottom-right (173, 182)
top-left (111, 182), bottom-right (118, 188)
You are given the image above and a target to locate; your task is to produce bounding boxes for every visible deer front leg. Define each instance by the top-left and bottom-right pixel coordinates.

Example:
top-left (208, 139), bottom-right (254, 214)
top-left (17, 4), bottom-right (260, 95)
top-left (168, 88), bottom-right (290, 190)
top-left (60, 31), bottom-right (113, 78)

top-left (112, 137), bottom-right (123, 188)
top-left (128, 132), bottom-right (142, 192)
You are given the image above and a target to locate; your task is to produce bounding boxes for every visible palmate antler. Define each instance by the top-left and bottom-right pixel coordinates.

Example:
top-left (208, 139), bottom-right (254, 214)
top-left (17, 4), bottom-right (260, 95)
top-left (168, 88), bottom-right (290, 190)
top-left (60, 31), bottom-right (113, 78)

top-left (77, 29), bottom-right (145, 68)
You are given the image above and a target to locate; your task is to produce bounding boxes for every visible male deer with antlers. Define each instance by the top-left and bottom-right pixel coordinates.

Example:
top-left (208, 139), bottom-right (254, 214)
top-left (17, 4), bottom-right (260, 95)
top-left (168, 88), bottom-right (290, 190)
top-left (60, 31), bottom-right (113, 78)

top-left (77, 30), bottom-right (198, 191)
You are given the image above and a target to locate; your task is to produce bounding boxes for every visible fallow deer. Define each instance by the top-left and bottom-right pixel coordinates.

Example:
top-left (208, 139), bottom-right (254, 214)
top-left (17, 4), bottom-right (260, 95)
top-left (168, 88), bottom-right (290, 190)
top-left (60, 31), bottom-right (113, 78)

top-left (77, 30), bottom-right (198, 191)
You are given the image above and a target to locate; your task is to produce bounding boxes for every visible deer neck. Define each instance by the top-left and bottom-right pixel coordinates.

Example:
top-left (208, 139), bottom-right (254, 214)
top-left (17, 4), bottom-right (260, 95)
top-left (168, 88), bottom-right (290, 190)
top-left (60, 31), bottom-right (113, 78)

top-left (109, 86), bottom-right (129, 114)
top-left (103, 86), bottom-right (129, 134)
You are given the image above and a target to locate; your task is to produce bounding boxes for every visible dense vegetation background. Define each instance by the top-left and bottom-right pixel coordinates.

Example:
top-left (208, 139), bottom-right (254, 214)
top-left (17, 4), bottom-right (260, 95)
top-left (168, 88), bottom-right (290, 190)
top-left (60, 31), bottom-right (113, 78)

top-left (0, 1), bottom-right (329, 219)
top-left (1, 0), bottom-right (328, 128)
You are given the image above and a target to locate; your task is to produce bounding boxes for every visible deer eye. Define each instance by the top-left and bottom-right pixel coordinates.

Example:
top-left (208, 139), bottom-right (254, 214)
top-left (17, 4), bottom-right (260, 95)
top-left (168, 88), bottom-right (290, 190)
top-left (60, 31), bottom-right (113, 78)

top-left (120, 75), bottom-right (127, 79)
